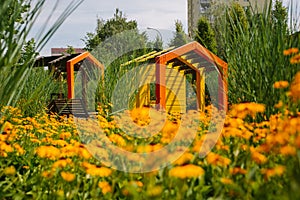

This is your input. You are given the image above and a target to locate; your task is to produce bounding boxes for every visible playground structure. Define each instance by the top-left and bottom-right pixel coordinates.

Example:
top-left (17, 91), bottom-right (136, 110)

top-left (34, 52), bottom-right (104, 117)
top-left (34, 41), bottom-right (227, 116)
top-left (122, 41), bottom-right (228, 113)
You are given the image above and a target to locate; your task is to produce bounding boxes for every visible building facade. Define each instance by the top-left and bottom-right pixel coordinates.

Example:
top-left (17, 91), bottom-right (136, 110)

top-left (187, 0), bottom-right (268, 37)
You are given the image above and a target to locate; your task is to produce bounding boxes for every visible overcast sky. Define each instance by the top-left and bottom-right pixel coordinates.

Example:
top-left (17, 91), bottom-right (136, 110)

top-left (29, 0), bottom-right (295, 55)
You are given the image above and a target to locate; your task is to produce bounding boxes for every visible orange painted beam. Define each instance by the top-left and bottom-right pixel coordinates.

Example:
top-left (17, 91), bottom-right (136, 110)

top-left (155, 57), bottom-right (166, 110)
top-left (66, 52), bottom-right (105, 99)
top-left (66, 61), bottom-right (74, 99)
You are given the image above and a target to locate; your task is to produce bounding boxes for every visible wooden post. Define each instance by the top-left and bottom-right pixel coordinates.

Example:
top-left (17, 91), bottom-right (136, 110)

top-left (196, 68), bottom-right (205, 111)
top-left (67, 61), bottom-right (74, 99)
top-left (82, 68), bottom-right (87, 107)
top-left (155, 57), bottom-right (166, 110)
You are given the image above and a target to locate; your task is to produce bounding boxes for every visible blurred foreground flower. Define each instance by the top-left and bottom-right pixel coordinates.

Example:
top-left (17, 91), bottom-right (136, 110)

top-left (169, 164), bottom-right (205, 179)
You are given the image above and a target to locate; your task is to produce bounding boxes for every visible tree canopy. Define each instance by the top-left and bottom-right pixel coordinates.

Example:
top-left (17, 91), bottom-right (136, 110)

top-left (169, 20), bottom-right (189, 47)
top-left (194, 17), bottom-right (217, 54)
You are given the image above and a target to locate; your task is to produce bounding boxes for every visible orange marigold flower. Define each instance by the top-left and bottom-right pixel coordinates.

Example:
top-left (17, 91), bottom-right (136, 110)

top-left (273, 81), bottom-right (289, 89)
top-left (250, 147), bottom-right (268, 164)
top-left (78, 147), bottom-right (92, 160)
top-left (274, 101), bottom-right (284, 109)
top-left (220, 178), bottom-right (233, 185)
top-left (4, 166), bottom-right (16, 176)
top-left (173, 152), bottom-right (194, 166)
top-left (60, 171), bottom-right (76, 182)
top-left (206, 152), bottom-right (231, 167)
top-left (52, 158), bottom-right (73, 170)
top-left (129, 181), bottom-right (144, 187)
top-left (169, 164), bottom-right (205, 179)
top-left (42, 171), bottom-right (53, 179)
top-left (229, 167), bottom-right (247, 175)
top-left (290, 54), bottom-right (300, 64)
top-left (261, 165), bottom-right (285, 180)
top-left (13, 143), bottom-right (25, 155)
top-left (295, 135), bottom-right (300, 149)
top-left (35, 146), bottom-right (61, 160)
top-left (290, 71), bottom-right (300, 101)
top-left (283, 48), bottom-right (299, 56)
top-left (86, 167), bottom-right (112, 177)
top-left (98, 181), bottom-right (112, 194)
top-left (280, 145), bottom-right (296, 156)
top-left (2, 121), bottom-right (13, 133)
top-left (0, 141), bottom-right (14, 153)
top-left (81, 161), bottom-right (97, 170)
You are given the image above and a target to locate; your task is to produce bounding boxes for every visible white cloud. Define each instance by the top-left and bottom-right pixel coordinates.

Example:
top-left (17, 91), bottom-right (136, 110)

top-left (30, 0), bottom-right (187, 55)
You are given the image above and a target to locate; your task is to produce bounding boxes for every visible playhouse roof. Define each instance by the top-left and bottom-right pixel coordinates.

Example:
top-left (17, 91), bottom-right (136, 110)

top-left (121, 41), bottom-right (227, 76)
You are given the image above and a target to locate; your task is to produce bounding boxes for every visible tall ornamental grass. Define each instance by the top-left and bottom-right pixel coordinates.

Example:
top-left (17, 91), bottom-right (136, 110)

top-left (219, 0), bottom-right (300, 117)
top-left (0, 0), bottom-right (83, 117)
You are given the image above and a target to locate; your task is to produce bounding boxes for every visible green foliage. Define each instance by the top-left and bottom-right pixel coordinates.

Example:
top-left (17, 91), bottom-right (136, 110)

top-left (16, 68), bottom-right (61, 116)
top-left (271, 0), bottom-right (288, 34)
top-left (0, 0), bottom-right (83, 117)
top-left (194, 17), bottom-right (217, 54)
top-left (66, 45), bottom-right (76, 54)
top-left (169, 20), bottom-right (189, 47)
top-left (84, 9), bottom-right (139, 51)
top-left (226, 2), bottom-right (249, 44)
top-left (82, 9), bottom-right (156, 109)
top-left (218, 1), bottom-right (299, 117)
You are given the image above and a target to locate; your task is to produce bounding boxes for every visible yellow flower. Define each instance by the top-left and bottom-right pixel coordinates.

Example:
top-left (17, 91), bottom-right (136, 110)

top-left (173, 152), bottom-right (194, 166)
top-left (59, 132), bottom-right (72, 140)
top-left (98, 181), bottom-right (112, 194)
top-left (4, 166), bottom-right (16, 176)
top-left (60, 171), bottom-right (76, 182)
top-left (220, 178), bottom-right (233, 185)
top-left (169, 164), bottom-right (205, 179)
top-left (230, 103), bottom-right (265, 119)
top-left (86, 167), bottom-right (112, 177)
top-left (283, 48), bottom-right (299, 56)
top-left (78, 147), bottom-right (92, 160)
top-left (35, 146), bottom-right (61, 160)
top-left (147, 185), bottom-right (163, 197)
top-left (273, 81), bottom-right (289, 89)
top-left (52, 158), bottom-right (73, 170)
top-left (108, 134), bottom-right (126, 147)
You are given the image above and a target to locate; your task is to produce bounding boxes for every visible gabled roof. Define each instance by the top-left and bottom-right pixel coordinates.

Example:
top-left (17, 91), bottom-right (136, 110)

top-left (121, 41), bottom-right (227, 76)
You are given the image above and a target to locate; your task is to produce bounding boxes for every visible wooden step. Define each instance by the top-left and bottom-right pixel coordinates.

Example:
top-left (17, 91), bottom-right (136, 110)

top-left (47, 99), bottom-right (89, 118)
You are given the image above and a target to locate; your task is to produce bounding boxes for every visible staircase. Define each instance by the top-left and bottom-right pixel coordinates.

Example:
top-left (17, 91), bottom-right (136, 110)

top-left (47, 98), bottom-right (89, 118)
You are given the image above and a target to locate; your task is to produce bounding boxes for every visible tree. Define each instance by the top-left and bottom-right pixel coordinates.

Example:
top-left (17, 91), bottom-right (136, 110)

top-left (226, 2), bottom-right (249, 41)
top-left (169, 20), bottom-right (188, 47)
top-left (271, 0), bottom-right (288, 34)
top-left (83, 9), bottom-right (152, 107)
top-left (83, 9), bottom-right (142, 51)
top-left (194, 17), bottom-right (217, 54)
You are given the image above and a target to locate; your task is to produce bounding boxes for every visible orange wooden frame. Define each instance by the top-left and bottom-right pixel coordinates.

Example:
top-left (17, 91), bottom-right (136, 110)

top-left (155, 41), bottom-right (228, 111)
top-left (66, 52), bottom-right (104, 99)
